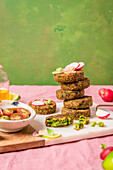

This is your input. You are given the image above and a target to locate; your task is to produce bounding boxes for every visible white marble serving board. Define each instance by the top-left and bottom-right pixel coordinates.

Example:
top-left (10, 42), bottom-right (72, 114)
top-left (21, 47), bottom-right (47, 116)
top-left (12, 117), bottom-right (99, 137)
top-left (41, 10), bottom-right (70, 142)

top-left (30, 102), bottom-right (113, 146)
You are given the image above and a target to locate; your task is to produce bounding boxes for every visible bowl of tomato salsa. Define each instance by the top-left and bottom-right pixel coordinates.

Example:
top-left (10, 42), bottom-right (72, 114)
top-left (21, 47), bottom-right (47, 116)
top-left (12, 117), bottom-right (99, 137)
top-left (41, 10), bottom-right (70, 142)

top-left (0, 101), bottom-right (36, 132)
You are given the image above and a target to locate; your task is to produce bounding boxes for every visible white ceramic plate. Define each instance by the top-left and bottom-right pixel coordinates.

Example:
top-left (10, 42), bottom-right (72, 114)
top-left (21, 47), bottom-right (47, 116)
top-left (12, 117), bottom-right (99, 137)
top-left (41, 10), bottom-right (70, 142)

top-left (0, 100), bottom-right (36, 132)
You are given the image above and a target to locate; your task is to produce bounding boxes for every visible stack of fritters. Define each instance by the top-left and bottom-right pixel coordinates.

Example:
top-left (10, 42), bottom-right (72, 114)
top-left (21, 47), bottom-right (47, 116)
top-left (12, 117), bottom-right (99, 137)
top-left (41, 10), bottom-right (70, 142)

top-left (45, 70), bottom-right (93, 127)
top-left (55, 71), bottom-right (93, 120)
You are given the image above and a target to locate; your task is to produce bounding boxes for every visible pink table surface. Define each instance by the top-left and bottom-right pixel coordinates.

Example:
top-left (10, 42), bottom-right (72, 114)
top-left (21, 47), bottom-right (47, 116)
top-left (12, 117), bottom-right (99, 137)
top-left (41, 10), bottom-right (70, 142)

top-left (0, 85), bottom-right (113, 170)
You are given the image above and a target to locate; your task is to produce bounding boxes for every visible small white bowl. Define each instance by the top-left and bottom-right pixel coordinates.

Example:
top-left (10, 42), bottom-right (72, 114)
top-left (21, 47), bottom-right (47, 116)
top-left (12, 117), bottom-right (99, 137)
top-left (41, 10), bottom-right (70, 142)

top-left (0, 100), bottom-right (36, 132)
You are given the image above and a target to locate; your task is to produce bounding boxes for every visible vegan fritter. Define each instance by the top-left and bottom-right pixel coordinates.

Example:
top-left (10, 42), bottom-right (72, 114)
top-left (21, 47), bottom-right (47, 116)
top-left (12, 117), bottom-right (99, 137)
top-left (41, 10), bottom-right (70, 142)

top-left (61, 107), bottom-right (90, 119)
top-left (45, 113), bottom-right (73, 127)
top-left (56, 89), bottom-right (84, 100)
top-left (61, 78), bottom-right (90, 91)
top-left (64, 96), bottom-right (93, 109)
top-left (54, 70), bottom-right (84, 83)
top-left (28, 99), bottom-right (56, 115)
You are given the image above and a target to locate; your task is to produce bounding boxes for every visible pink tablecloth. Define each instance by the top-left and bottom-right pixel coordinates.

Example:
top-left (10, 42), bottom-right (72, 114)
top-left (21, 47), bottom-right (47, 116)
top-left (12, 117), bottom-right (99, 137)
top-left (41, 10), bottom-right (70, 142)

top-left (0, 85), bottom-right (113, 170)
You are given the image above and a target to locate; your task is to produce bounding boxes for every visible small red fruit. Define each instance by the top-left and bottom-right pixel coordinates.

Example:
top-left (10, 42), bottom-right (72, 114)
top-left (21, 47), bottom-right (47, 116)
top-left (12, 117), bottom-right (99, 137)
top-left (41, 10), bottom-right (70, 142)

top-left (98, 88), bottom-right (106, 96)
top-left (100, 144), bottom-right (113, 160)
top-left (98, 88), bottom-right (113, 102)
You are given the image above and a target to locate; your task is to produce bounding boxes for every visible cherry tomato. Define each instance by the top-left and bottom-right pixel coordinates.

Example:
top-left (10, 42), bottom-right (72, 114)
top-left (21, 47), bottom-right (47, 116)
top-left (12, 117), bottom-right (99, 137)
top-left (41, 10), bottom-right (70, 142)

top-left (3, 108), bottom-right (13, 116)
top-left (17, 108), bottom-right (31, 118)
top-left (10, 113), bottom-right (26, 120)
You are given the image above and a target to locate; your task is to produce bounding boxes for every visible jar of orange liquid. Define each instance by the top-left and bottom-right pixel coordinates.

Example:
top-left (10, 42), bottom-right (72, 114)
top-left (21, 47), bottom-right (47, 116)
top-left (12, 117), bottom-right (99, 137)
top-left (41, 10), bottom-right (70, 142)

top-left (0, 65), bottom-right (9, 100)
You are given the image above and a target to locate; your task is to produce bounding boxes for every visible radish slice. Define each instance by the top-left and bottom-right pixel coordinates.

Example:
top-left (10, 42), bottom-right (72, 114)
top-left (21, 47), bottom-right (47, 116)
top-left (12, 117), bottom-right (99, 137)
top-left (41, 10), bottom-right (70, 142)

top-left (96, 109), bottom-right (110, 119)
top-left (75, 62), bottom-right (84, 70)
top-left (64, 62), bottom-right (84, 72)
top-left (33, 130), bottom-right (46, 137)
top-left (64, 62), bottom-right (79, 72)
top-left (32, 101), bottom-right (46, 106)
top-left (33, 130), bottom-right (62, 139)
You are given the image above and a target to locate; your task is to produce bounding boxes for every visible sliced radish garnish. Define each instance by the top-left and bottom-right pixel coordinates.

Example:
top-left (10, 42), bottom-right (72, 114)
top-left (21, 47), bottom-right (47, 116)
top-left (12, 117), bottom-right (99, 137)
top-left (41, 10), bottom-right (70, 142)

top-left (33, 130), bottom-right (46, 137)
top-left (64, 62), bottom-right (79, 72)
top-left (75, 62), bottom-right (84, 70)
top-left (32, 101), bottom-right (46, 106)
top-left (64, 62), bottom-right (84, 72)
top-left (33, 130), bottom-right (62, 139)
top-left (96, 109), bottom-right (110, 119)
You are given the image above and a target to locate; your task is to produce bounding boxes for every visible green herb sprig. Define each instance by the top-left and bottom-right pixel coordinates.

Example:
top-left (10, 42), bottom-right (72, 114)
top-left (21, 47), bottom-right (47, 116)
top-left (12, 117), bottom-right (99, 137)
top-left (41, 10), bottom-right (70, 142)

top-left (44, 98), bottom-right (52, 106)
top-left (52, 67), bottom-right (63, 74)
top-left (47, 128), bottom-right (54, 135)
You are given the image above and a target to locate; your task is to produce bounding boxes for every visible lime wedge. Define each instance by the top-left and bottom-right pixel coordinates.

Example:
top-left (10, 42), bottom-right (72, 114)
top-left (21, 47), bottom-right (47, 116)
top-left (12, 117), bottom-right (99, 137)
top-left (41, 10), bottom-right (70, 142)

top-left (33, 130), bottom-right (62, 139)
top-left (9, 93), bottom-right (21, 101)
top-left (41, 133), bottom-right (62, 139)
top-left (39, 130), bottom-right (62, 139)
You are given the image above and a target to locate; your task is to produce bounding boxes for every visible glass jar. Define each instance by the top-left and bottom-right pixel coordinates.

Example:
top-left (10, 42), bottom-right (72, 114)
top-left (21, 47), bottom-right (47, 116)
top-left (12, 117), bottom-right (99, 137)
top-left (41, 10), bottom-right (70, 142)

top-left (0, 65), bottom-right (9, 100)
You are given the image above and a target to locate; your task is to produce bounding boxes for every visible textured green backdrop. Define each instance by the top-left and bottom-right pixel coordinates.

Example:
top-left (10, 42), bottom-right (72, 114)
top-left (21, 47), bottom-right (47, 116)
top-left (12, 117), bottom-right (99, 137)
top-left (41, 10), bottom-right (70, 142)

top-left (0, 0), bottom-right (113, 85)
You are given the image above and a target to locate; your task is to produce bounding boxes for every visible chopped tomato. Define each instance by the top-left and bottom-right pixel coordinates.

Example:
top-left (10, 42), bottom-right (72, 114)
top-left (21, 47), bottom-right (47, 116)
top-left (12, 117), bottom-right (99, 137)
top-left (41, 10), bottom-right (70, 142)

top-left (17, 108), bottom-right (30, 115)
top-left (10, 113), bottom-right (26, 120)
top-left (3, 108), bottom-right (13, 116)
top-left (17, 108), bottom-right (31, 118)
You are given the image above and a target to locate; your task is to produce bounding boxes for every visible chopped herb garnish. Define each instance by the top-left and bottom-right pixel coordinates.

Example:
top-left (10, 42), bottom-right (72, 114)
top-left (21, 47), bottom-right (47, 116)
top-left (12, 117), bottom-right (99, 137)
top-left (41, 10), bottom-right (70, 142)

top-left (56, 67), bottom-right (62, 72)
top-left (52, 67), bottom-right (63, 74)
top-left (48, 98), bottom-right (51, 104)
top-left (101, 144), bottom-right (107, 150)
top-left (49, 105), bottom-right (53, 108)
top-left (44, 101), bottom-right (48, 105)
top-left (47, 128), bottom-right (54, 135)
top-left (44, 99), bottom-right (52, 105)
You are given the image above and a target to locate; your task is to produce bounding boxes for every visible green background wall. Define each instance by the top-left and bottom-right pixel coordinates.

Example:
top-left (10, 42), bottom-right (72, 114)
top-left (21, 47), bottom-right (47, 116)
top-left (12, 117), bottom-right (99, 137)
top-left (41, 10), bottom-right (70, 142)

top-left (0, 0), bottom-right (113, 85)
